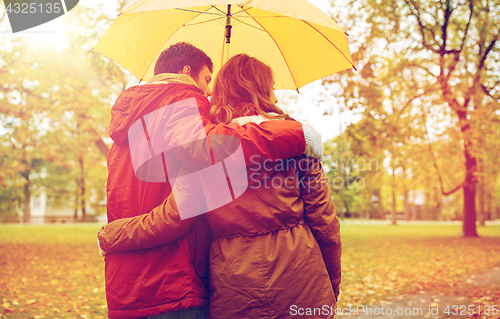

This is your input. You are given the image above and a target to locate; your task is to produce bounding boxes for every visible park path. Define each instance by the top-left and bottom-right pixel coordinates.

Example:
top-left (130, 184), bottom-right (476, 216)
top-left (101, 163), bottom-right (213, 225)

top-left (343, 267), bottom-right (500, 318)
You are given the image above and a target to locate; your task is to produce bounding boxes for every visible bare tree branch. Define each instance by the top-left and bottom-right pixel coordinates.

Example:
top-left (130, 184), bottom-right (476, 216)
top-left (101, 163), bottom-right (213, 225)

top-left (79, 113), bottom-right (109, 158)
top-left (479, 30), bottom-right (500, 71)
top-left (403, 0), bottom-right (438, 52)
top-left (441, 2), bottom-right (474, 81)
top-left (422, 110), bottom-right (464, 196)
top-left (459, 1), bottom-right (474, 53)
top-left (481, 83), bottom-right (500, 101)
top-left (406, 61), bottom-right (437, 78)
top-left (439, 0), bottom-right (452, 56)
top-left (463, 28), bottom-right (499, 109)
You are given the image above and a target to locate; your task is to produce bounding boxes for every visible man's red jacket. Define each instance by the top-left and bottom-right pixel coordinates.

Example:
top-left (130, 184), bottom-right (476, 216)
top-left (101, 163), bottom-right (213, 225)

top-left (105, 79), bottom-right (306, 318)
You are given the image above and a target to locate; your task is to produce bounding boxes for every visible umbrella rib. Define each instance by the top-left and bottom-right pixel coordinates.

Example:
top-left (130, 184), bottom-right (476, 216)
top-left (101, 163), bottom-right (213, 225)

top-left (175, 8), bottom-right (221, 16)
top-left (242, 8), bottom-right (299, 91)
top-left (229, 8), bottom-right (246, 16)
top-left (302, 21), bottom-right (357, 70)
top-left (231, 8), bottom-right (266, 31)
top-left (210, 5), bottom-right (227, 16)
top-left (184, 16), bottom-right (226, 27)
top-left (210, 5), bottom-right (228, 26)
top-left (230, 8), bottom-right (245, 25)
top-left (239, 15), bottom-right (286, 18)
top-left (231, 16), bottom-right (266, 32)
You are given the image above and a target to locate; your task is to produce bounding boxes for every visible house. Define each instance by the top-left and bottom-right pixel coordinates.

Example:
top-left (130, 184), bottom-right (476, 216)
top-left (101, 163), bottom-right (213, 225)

top-left (28, 189), bottom-right (77, 224)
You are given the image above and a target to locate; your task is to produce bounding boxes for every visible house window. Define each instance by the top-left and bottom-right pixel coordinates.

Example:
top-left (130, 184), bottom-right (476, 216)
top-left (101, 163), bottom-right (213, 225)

top-left (53, 197), bottom-right (64, 209)
top-left (33, 196), bottom-right (41, 210)
top-left (46, 196), bottom-right (52, 210)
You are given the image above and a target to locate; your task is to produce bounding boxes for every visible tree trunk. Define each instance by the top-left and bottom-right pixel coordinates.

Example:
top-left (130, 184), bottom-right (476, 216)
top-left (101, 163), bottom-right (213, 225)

top-left (22, 171), bottom-right (31, 223)
top-left (462, 152), bottom-right (478, 236)
top-left (478, 171), bottom-right (486, 226)
top-left (460, 113), bottom-right (479, 237)
top-left (94, 138), bottom-right (109, 158)
top-left (424, 187), bottom-right (431, 221)
top-left (79, 156), bottom-right (86, 222)
top-left (337, 191), bottom-right (345, 219)
top-left (463, 179), bottom-right (478, 237)
top-left (391, 166), bottom-right (397, 225)
top-left (486, 189), bottom-right (492, 223)
top-left (74, 192), bottom-right (79, 222)
top-left (434, 185), bottom-right (441, 220)
top-left (402, 165), bottom-right (409, 220)
top-left (372, 188), bottom-right (383, 219)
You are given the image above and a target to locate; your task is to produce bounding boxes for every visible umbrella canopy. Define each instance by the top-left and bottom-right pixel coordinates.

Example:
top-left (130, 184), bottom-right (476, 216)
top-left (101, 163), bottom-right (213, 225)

top-left (93, 0), bottom-right (355, 90)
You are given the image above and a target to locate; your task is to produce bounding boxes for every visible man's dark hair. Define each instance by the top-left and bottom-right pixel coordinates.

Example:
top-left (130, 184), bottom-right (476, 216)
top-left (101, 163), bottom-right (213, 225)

top-left (154, 42), bottom-right (213, 78)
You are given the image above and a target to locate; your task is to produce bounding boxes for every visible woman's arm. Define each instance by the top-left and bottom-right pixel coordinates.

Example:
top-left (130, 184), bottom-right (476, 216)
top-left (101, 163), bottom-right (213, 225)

top-left (298, 157), bottom-right (342, 300)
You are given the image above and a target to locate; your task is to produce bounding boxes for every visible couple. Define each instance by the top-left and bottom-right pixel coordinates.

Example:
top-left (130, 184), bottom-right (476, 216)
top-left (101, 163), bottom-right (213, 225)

top-left (98, 42), bottom-right (341, 319)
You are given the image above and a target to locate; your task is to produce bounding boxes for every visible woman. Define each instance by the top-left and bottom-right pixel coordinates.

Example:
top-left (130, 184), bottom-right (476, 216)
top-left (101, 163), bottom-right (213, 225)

top-left (99, 54), bottom-right (341, 319)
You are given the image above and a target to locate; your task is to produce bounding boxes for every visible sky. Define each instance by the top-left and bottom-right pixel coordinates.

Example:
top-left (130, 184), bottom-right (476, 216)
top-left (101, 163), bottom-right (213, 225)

top-left (1, 0), bottom-right (358, 142)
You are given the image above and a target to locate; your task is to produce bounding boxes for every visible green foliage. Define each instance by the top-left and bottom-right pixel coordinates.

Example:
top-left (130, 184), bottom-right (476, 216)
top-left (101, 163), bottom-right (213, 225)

top-left (0, 186), bottom-right (22, 222)
top-left (324, 0), bottom-right (500, 230)
top-left (324, 133), bottom-right (381, 218)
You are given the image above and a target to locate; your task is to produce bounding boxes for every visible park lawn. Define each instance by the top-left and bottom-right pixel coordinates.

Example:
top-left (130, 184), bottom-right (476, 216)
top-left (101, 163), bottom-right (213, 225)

top-left (338, 223), bottom-right (500, 312)
top-left (0, 223), bottom-right (499, 318)
top-left (0, 224), bottom-right (107, 319)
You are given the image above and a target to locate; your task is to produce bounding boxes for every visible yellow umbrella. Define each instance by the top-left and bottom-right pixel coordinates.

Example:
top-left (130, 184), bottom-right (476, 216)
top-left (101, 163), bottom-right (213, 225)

top-left (92, 0), bottom-right (355, 90)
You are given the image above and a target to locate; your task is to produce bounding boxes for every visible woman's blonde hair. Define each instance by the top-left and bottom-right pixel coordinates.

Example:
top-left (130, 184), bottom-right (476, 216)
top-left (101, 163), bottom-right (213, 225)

top-left (210, 54), bottom-right (289, 124)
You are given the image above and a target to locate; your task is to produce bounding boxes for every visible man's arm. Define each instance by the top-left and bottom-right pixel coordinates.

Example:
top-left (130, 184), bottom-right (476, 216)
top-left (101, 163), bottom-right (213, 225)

top-left (98, 174), bottom-right (203, 253)
top-left (98, 95), bottom-right (324, 254)
top-left (196, 95), bottom-right (323, 161)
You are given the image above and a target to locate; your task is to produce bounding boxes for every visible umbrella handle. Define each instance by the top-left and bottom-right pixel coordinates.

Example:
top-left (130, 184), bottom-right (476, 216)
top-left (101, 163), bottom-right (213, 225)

top-left (225, 25), bottom-right (232, 44)
top-left (225, 4), bottom-right (232, 44)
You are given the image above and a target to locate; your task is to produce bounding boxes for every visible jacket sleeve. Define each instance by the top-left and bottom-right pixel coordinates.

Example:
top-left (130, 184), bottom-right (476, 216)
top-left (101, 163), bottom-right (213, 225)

top-left (98, 94), bottom-right (308, 254)
top-left (196, 95), bottom-right (307, 164)
top-left (298, 156), bottom-right (342, 299)
top-left (98, 175), bottom-right (204, 253)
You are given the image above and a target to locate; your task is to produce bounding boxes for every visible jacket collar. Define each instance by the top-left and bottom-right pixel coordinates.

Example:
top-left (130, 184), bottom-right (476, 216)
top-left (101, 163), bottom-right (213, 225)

top-left (147, 73), bottom-right (198, 87)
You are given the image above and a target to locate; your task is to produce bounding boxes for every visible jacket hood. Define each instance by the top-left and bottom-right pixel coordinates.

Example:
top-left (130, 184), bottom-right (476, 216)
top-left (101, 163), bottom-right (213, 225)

top-left (109, 74), bottom-right (201, 145)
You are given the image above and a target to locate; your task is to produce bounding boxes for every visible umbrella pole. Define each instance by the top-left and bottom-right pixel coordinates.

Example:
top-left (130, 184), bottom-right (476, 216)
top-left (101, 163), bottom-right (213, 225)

top-left (223, 4), bottom-right (232, 64)
top-left (225, 5), bottom-right (232, 44)
top-left (224, 43), bottom-right (231, 64)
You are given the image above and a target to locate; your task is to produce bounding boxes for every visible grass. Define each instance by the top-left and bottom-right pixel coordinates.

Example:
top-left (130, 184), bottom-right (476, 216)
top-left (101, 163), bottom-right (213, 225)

top-left (0, 224), bottom-right (106, 319)
top-left (0, 223), bottom-right (499, 318)
top-left (339, 223), bottom-right (500, 311)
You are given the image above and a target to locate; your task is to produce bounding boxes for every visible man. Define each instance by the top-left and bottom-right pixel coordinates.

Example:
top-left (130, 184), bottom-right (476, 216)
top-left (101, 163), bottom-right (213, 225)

top-left (103, 42), bottom-right (322, 319)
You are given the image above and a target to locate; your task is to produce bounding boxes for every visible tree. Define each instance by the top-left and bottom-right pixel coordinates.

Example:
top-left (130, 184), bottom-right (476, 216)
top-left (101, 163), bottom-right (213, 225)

top-left (0, 40), bottom-right (66, 222)
top-left (0, 2), bottom-right (131, 222)
top-left (323, 126), bottom-right (384, 220)
top-left (325, 0), bottom-right (500, 236)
